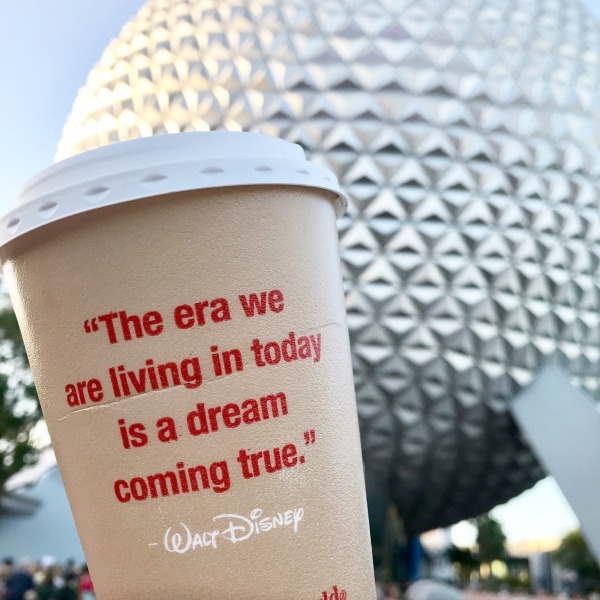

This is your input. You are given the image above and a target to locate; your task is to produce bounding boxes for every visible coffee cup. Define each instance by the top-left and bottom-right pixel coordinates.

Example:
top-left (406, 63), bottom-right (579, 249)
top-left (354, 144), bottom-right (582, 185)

top-left (0, 132), bottom-right (376, 599)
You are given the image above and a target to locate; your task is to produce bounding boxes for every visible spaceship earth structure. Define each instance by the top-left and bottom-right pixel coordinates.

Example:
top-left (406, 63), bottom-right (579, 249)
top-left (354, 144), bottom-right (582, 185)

top-left (57, 0), bottom-right (600, 534)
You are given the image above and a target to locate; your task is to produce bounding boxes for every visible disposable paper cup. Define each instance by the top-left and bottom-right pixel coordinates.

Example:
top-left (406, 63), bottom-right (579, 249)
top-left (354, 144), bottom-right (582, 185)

top-left (0, 132), bottom-right (375, 599)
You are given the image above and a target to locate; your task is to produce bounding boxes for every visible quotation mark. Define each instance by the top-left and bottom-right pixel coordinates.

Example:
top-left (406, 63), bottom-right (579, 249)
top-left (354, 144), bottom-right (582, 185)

top-left (304, 430), bottom-right (316, 446)
top-left (84, 318), bottom-right (99, 334)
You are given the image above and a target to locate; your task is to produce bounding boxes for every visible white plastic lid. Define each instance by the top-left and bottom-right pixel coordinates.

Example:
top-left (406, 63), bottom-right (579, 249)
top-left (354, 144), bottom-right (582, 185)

top-left (0, 132), bottom-right (346, 249)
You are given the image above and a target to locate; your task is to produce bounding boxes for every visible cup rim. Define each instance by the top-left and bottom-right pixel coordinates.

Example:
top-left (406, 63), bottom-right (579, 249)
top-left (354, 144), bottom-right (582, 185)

top-left (0, 132), bottom-right (346, 250)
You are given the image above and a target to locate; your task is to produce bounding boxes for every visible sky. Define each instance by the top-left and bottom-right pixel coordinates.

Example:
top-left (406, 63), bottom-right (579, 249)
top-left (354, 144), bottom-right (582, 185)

top-left (1, 0), bottom-right (599, 546)
top-left (0, 0), bottom-right (146, 208)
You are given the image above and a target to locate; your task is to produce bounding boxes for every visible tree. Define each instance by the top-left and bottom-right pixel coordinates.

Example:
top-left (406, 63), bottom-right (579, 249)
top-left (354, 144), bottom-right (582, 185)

top-left (449, 544), bottom-right (479, 587)
top-left (474, 513), bottom-right (506, 564)
top-left (470, 514), bottom-right (507, 590)
top-left (0, 306), bottom-right (40, 493)
top-left (555, 530), bottom-right (600, 594)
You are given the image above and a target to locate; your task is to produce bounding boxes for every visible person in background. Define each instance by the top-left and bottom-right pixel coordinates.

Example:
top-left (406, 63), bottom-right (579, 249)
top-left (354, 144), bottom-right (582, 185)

top-left (78, 566), bottom-right (94, 600)
top-left (54, 573), bottom-right (76, 600)
top-left (31, 565), bottom-right (45, 589)
top-left (384, 582), bottom-right (403, 599)
top-left (0, 558), bottom-right (13, 599)
top-left (4, 559), bottom-right (35, 600)
top-left (35, 571), bottom-right (56, 600)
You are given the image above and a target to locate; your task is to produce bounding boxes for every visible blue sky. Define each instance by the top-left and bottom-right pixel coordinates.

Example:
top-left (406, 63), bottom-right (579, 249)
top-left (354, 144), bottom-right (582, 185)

top-left (0, 0), bottom-right (145, 209)
top-left (2, 0), bottom-right (599, 544)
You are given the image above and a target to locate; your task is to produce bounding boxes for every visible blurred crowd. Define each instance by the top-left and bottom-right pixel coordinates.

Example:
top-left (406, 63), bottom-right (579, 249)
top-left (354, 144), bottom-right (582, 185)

top-left (375, 581), bottom-right (600, 600)
top-left (464, 594), bottom-right (600, 599)
top-left (1, 565), bottom-right (598, 600)
top-left (0, 558), bottom-right (94, 600)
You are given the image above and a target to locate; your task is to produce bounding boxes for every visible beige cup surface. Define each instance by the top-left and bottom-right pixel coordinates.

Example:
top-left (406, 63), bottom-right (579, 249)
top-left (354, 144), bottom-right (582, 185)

top-left (2, 186), bottom-right (375, 600)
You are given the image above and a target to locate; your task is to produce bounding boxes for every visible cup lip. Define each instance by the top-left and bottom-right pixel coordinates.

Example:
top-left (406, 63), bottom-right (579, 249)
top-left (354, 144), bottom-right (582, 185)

top-left (0, 132), bottom-right (347, 251)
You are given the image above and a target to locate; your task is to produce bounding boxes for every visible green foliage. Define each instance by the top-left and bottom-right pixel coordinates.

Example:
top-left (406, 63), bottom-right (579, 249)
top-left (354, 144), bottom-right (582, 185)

top-left (0, 306), bottom-right (40, 491)
top-left (449, 544), bottom-right (477, 566)
top-left (449, 544), bottom-right (478, 587)
top-left (555, 530), bottom-right (600, 594)
top-left (473, 513), bottom-right (506, 564)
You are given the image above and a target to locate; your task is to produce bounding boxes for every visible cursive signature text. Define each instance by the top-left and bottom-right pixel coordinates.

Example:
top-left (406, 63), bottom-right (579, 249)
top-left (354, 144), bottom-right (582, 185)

top-left (161, 507), bottom-right (304, 554)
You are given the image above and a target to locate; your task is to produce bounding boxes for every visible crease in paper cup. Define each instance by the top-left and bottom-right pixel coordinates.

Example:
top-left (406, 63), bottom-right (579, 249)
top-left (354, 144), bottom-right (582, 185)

top-left (0, 132), bottom-right (347, 250)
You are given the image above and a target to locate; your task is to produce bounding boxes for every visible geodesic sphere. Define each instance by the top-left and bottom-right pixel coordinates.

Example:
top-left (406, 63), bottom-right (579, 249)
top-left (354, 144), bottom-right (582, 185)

top-left (57, 0), bottom-right (600, 533)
